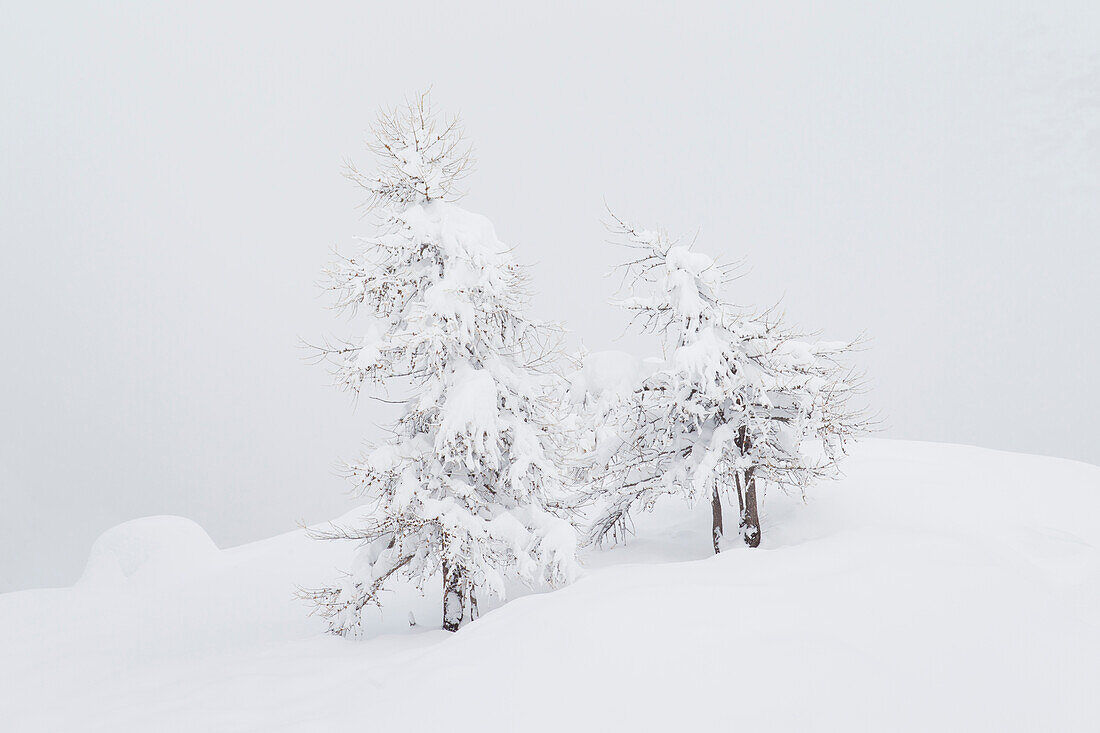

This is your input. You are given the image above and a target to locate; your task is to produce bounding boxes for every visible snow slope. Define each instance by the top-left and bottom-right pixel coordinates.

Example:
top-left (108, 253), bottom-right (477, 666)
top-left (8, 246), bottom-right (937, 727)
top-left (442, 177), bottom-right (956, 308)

top-left (2, 440), bottom-right (1098, 732)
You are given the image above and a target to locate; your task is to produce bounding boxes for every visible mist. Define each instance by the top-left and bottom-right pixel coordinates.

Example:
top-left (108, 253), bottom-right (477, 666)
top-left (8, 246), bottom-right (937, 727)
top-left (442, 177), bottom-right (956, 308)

top-left (2, 1), bottom-right (1097, 591)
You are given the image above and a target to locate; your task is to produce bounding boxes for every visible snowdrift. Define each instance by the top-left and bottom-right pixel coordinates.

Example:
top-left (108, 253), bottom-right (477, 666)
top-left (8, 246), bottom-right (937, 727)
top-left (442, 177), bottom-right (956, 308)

top-left (2, 440), bottom-right (1098, 732)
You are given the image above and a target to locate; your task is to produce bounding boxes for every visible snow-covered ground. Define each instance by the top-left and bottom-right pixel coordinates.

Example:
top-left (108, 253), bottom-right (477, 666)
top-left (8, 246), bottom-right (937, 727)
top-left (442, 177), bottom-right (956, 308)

top-left (3, 439), bottom-right (1098, 732)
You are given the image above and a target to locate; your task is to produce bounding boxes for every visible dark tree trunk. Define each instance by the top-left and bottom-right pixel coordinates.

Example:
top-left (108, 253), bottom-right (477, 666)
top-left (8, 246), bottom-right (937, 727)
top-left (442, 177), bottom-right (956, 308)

top-left (442, 560), bottom-right (465, 632)
top-left (740, 467), bottom-right (761, 548)
top-left (711, 486), bottom-right (724, 554)
top-left (735, 426), bottom-right (762, 548)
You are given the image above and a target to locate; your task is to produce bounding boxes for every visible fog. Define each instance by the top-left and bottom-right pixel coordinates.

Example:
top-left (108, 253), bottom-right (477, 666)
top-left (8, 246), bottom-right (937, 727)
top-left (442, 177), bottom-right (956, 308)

top-left (2, 1), bottom-right (1097, 591)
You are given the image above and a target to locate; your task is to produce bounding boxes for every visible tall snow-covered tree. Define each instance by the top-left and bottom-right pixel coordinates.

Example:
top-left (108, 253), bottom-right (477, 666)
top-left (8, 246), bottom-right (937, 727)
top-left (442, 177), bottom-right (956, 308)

top-left (304, 94), bottom-right (578, 634)
top-left (583, 213), bottom-right (866, 553)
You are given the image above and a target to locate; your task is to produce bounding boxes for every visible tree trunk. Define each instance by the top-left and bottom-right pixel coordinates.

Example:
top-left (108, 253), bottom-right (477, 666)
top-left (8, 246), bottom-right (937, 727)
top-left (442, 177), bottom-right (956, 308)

top-left (734, 426), bottom-right (762, 548)
top-left (740, 467), bottom-right (761, 548)
top-left (711, 485), bottom-right (724, 554)
top-left (442, 560), bottom-right (465, 632)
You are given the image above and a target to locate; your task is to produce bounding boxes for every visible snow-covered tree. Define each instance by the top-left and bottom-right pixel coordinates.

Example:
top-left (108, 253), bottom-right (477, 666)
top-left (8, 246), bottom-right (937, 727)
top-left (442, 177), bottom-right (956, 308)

top-left (303, 94), bottom-right (578, 634)
top-left (583, 213), bottom-right (866, 553)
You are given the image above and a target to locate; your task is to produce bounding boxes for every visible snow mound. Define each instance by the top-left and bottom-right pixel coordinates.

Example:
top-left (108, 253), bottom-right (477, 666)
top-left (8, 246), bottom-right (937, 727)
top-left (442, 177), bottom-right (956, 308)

top-left (78, 515), bottom-right (220, 586)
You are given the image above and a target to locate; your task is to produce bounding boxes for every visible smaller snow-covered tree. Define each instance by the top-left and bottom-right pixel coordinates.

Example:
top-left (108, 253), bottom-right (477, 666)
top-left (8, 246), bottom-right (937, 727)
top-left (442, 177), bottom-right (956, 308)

top-left (303, 94), bottom-right (578, 635)
top-left (583, 213), bottom-right (866, 553)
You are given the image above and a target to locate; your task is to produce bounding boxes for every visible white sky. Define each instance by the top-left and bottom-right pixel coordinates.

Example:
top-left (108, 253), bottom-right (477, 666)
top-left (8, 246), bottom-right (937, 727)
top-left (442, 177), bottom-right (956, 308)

top-left (2, 1), bottom-right (1098, 591)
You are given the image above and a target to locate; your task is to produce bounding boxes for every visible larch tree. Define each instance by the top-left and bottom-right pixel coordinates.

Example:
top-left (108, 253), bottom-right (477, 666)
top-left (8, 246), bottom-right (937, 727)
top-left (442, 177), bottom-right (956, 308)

top-left (583, 213), bottom-right (866, 553)
top-left (303, 94), bottom-right (578, 635)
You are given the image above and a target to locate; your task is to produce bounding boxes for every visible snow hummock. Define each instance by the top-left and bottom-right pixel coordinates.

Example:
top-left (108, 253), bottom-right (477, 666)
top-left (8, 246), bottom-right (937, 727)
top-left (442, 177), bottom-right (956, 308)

top-left (77, 515), bottom-right (220, 586)
top-left (3, 440), bottom-right (1099, 732)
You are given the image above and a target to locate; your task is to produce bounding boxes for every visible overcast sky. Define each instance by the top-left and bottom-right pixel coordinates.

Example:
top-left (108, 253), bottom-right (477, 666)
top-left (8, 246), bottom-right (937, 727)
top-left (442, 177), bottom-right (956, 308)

top-left (2, 1), bottom-right (1098, 591)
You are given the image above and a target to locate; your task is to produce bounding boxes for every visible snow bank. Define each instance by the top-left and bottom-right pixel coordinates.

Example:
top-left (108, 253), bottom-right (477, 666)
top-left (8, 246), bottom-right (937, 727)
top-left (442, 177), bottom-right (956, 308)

top-left (2, 440), bottom-right (1099, 732)
top-left (77, 515), bottom-right (220, 587)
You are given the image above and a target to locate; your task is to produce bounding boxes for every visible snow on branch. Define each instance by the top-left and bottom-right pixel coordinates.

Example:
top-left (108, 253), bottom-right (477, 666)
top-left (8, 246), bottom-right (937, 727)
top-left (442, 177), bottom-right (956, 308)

top-left (345, 91), bottom-right (473, 210)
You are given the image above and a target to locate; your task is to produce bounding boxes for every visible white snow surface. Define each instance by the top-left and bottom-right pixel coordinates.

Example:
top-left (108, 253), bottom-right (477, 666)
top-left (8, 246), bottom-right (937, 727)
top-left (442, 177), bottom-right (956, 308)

top-left (3, 440), bottom-right (1099, 731)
